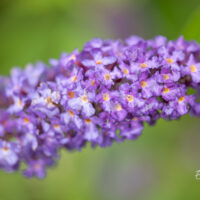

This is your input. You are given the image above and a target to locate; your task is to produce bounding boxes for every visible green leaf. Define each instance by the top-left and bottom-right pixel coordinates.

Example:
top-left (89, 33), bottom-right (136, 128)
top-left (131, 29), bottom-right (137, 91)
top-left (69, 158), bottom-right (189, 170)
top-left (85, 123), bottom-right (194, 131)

top-left (183, 6), bottom-right (200, 42)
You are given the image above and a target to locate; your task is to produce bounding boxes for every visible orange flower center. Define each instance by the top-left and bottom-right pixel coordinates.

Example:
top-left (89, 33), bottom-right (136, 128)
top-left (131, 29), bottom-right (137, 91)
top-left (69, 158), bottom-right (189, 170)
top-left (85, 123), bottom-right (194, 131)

top-left (115, 104), bottom-right (122, 111)
top-left (126, 95), bottom-right (133, 102)
top-left (3, 147), bottom-right (9, 151)
top-left (140, 81), bottom-right (147, 88)
top-left (166, 58), bottom-right (174, 64)
top-left (46, 97), bottom-right (53, 104)
top-left (18, 99), bottom-right (22, 107)
top-left (69, 110), bottom-right (74, 116)
top-left (91, 80), bottom-right (95, 86)
top-left (24, 118), bottom-right (29, 123)
top-left (104, 74), bottom-right (111, 81)
top-left (67, 91), bottom-right (75, 99)
top-left (163, 74), bottom-right (169, 80)
top-left (85, 119), bottom-right (92, 123)
top-left (190, 65), bottom-right (197, 73)
top-left (163, 87), bottom-right (170, 93)
top-left (140, 63), bottom-right (147, 68)
top-left (70, 54), bottom-right (76, 61)
top-left (96, 60), bottom-right (102, 65)
top-left (72, 75), bottom-right (77, 82)
top-left (82, 95), bottom-right (88, 103)
top-left (178, 96), bottom-right (184, 102)
top-left (122, 68), bottom-right (129, 74)
top-left (103, 93), bottom-right (109, 101)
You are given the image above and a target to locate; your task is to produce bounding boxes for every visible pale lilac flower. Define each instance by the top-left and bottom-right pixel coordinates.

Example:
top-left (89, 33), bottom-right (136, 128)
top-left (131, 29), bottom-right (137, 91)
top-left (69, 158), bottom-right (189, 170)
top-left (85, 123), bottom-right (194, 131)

top-left (182, 55), bottom-right (200, 83)
top-left (0, 140), bottom-right (20, 171)
top-left (68, 90), bottom-right (95, 117)
top-left (8, 96), bottom-right (25, 114)
top-left (82, 51), bottom-right (116, 70)
top-left (83, 118), bottom-right (99, 142)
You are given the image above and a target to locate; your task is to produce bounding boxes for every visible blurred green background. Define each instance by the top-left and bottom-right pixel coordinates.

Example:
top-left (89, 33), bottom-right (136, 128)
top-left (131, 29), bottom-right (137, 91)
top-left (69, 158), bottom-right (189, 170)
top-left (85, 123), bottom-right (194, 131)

top-left (1, 0), bottom-right (200, 199)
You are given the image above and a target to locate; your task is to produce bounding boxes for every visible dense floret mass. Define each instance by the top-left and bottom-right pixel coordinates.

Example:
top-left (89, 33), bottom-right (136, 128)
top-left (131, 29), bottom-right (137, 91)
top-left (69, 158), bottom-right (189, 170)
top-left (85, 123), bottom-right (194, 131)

top-left (0, 36), bottom-right (200, 178)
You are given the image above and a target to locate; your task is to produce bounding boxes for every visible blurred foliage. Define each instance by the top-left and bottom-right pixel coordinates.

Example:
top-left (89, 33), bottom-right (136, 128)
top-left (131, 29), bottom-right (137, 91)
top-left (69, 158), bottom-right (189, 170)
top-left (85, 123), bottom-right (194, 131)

top-left (0, 0), bottom-right (200, 200)
top-left (149, 0), bottom-right (200, 38)
top-left (183, 6), bottom-right (200, 42)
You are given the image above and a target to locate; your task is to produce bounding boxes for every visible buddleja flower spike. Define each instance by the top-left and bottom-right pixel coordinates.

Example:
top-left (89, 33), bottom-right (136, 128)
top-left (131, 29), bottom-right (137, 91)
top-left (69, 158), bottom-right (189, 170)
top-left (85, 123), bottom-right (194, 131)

top-left (0, 36), bottom-right (199, 178)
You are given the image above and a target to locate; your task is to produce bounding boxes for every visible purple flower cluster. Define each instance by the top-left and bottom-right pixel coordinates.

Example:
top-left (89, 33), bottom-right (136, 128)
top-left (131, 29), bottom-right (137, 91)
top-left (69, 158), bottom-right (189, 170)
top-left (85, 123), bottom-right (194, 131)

top-left (0, 36), bottom-right (200, 178)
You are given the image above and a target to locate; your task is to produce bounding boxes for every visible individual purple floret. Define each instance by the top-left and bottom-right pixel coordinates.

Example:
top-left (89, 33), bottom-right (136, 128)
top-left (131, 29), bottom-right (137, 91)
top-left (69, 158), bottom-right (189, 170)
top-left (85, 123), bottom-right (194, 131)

top-left (0, 35), bottom-right (200, 178)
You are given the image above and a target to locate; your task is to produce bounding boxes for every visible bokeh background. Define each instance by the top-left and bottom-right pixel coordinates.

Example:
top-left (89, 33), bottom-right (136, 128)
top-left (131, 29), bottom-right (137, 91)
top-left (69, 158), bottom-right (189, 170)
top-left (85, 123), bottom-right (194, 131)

top-left (0, 0), bottom-right (200, 199)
